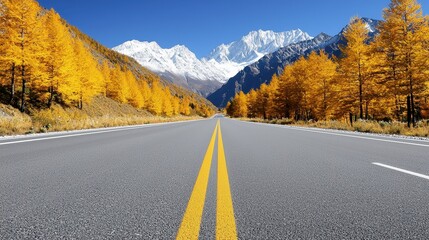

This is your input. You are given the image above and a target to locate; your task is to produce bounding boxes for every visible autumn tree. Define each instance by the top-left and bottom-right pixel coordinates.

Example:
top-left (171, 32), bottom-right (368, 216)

top-left (266, 75), bottom-right (280, 119)
top-left (100, 60), bottom-right (111, 97)
top-left (376, 0), bottom-right (429, 126)
top-left (73, 39), bottom-right (103, 109)
top-left (2, 0), bottom-right (46, 111)
top-left (162, 87), bottom-right (174, 116)
top-left (338, 17), bottom-right (376, 119)
top-left (43, 9), bottom-right (76, 107)
top-left (231, 91), bottom-right (248, 118)
top-left (139, 80), bottom-right (152, 109)
top-left (148, 80), bottom-right (163, 115)
top-left (256, 83), bottom-right (269, 119)
top-left (306, 51), bottom-right (337, 120)
top-left (246, 89), bottom-right (258, 118)
top-left (180, 97), bottom-right (191, 116)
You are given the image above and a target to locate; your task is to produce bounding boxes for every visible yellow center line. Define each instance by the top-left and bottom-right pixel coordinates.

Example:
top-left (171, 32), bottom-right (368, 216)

top-left (216, 121), bottom-right (238, 240)
top-left (176, 121), bottom-right (219, 240)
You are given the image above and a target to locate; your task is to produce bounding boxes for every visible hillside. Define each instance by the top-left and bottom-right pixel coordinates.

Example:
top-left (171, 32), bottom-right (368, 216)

top-left (0, 0), bottom-right (215, 135)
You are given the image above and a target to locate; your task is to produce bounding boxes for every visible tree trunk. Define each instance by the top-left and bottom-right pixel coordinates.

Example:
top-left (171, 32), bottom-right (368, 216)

top-left (365, 101), bottom-right (369, 120)
top-left (395, 95), bottom-right (401, 121)
top-left (358, 59), bottom-right (363, 119)
top-left (48, 85), bottom-right (54, 108)
top-left (409, 71), bottom-right (416, 127)
top-left (407, 95), bottom-right (411, 128)
top-left (20, 65), bottom-right (26, 112)
top-left (9, 63), bottom-right (15, 104)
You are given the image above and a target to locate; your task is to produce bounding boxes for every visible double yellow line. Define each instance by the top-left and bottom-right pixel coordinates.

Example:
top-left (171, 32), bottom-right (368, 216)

top-left (177, 120), bottom-right (237, 240)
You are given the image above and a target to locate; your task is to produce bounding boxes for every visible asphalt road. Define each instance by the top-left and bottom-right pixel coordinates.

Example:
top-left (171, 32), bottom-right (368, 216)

top-left (1, 116), bottom-right (429, 239)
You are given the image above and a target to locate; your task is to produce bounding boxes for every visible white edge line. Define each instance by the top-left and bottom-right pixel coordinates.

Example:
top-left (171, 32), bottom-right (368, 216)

top-left (239, 120), bottom-right (429, 148)
top-left (0, 119), bottom-right (205, 146)
top-left (372, 162), bottom-right (429, 180)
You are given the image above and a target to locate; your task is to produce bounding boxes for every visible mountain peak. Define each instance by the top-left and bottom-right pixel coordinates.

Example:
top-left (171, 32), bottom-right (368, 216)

top-left (207, 29), bottom-right (313, 65)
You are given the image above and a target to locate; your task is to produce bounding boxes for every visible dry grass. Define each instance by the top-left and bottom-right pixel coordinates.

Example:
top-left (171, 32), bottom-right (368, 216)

top-left (0, 104), bottom-right (33, 135)
top-left (0, 96), bottom-right (201, 136)
top-left (241, 117), bottom-right (429, 138)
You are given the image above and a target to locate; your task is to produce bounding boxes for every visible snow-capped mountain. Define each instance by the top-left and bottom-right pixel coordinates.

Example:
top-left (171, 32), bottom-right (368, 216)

top-left (113, 29), bottom-right (312, 96)
top-left (207, 29), bottom-right (312, 66)
top-left (208, 18), bottom-right (381, 107)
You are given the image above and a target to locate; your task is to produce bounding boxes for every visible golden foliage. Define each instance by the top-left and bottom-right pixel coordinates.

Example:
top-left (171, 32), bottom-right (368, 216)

top-left (227, 0), bottom-right (429, 126)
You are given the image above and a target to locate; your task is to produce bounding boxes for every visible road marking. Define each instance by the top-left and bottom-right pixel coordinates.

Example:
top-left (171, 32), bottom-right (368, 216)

top-left (242, 120), bottom-right (429, 148)
top-left (177, 122), bottom-right (218, 239)
top-left (0, 119), bottom-right (202, 146)
top-left (216, 121), bottom-right (238, 239)
top-left (373, 162), bottom-right (429, 180)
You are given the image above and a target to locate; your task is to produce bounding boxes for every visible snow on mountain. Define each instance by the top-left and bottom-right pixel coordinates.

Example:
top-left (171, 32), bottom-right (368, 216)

top-left (113, 40), bottom-right (227, 83)
top-left (113, 29), bottom-right (313, 84)
top-left (113, 29), bottom-right (313, 96)
top-left (206, 29), bottom-right (312, 66)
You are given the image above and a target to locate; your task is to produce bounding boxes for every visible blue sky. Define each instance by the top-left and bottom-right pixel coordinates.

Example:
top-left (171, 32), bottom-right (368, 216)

top-left (37, 0), bottom-right (427, 58)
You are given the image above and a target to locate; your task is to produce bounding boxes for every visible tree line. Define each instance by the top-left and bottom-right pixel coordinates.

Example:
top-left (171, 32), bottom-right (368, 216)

top-left (0, 0), bottom-right (214, 117)
top-left (226, 0), bottom-right (429, 127)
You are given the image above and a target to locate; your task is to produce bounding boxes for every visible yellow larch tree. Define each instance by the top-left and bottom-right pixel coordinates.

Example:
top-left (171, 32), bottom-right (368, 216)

top-left (73, 39), bottom-right (103, 109)
top-left (125, 70), bottom-right (143, 108)
top-left (2, 0), bottom-right (46, 111)
top-left (148, 80), bottom-right (163, 115)
top-left (376, 0), bottom-right (429, 126)
top-left (171, 96), bottom-right (180, 116)
top-left (180, 97), bottom-right (191, 116)
top-left (306, 51), bottom-right (337, 120)
top-left (266, 75), bottom-right (280, 119)
top-left (246, 89), bottom-right (258, 118)
top-left (100, 60), bottom-right (111, 97)
top-left (338, 17), bottom-right (375, 119)
top-left (162, 87), bottom-right (174, 117)
top-left (256, 83), bottom-right (269, 119)
top-left (43, 9), bottom-right (76, 107)
top-left (139, 80), bottom-right (152, 109)
top-left (232, 91), bottom-right (248, 118)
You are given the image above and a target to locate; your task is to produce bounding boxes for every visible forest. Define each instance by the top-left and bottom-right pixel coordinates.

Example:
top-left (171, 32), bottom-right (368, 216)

top-left (226, 0), bottom-right (429, 129)
top-left (0, 0), bottom-right (214, 120)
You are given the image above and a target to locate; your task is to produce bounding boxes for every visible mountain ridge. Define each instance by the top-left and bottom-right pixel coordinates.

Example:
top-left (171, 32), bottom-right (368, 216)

top-left (113, 29), bottom-right (313, 96)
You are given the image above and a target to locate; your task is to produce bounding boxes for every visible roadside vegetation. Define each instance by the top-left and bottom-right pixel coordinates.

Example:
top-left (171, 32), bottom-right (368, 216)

top-left (241, 118), bottom-right (429, 138)
top-left (0, 96), bottom-right (202, 136)
top-left (227, 0), bottom-right (429, 137)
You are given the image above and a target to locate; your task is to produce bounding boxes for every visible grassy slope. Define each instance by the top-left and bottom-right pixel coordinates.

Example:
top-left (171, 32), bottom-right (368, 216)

top-left (0, 96), bottom-right (201, 136)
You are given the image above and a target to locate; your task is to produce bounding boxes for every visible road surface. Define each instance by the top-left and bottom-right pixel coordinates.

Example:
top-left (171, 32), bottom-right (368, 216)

top-left (1, 116), bottom-right (428, 239)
